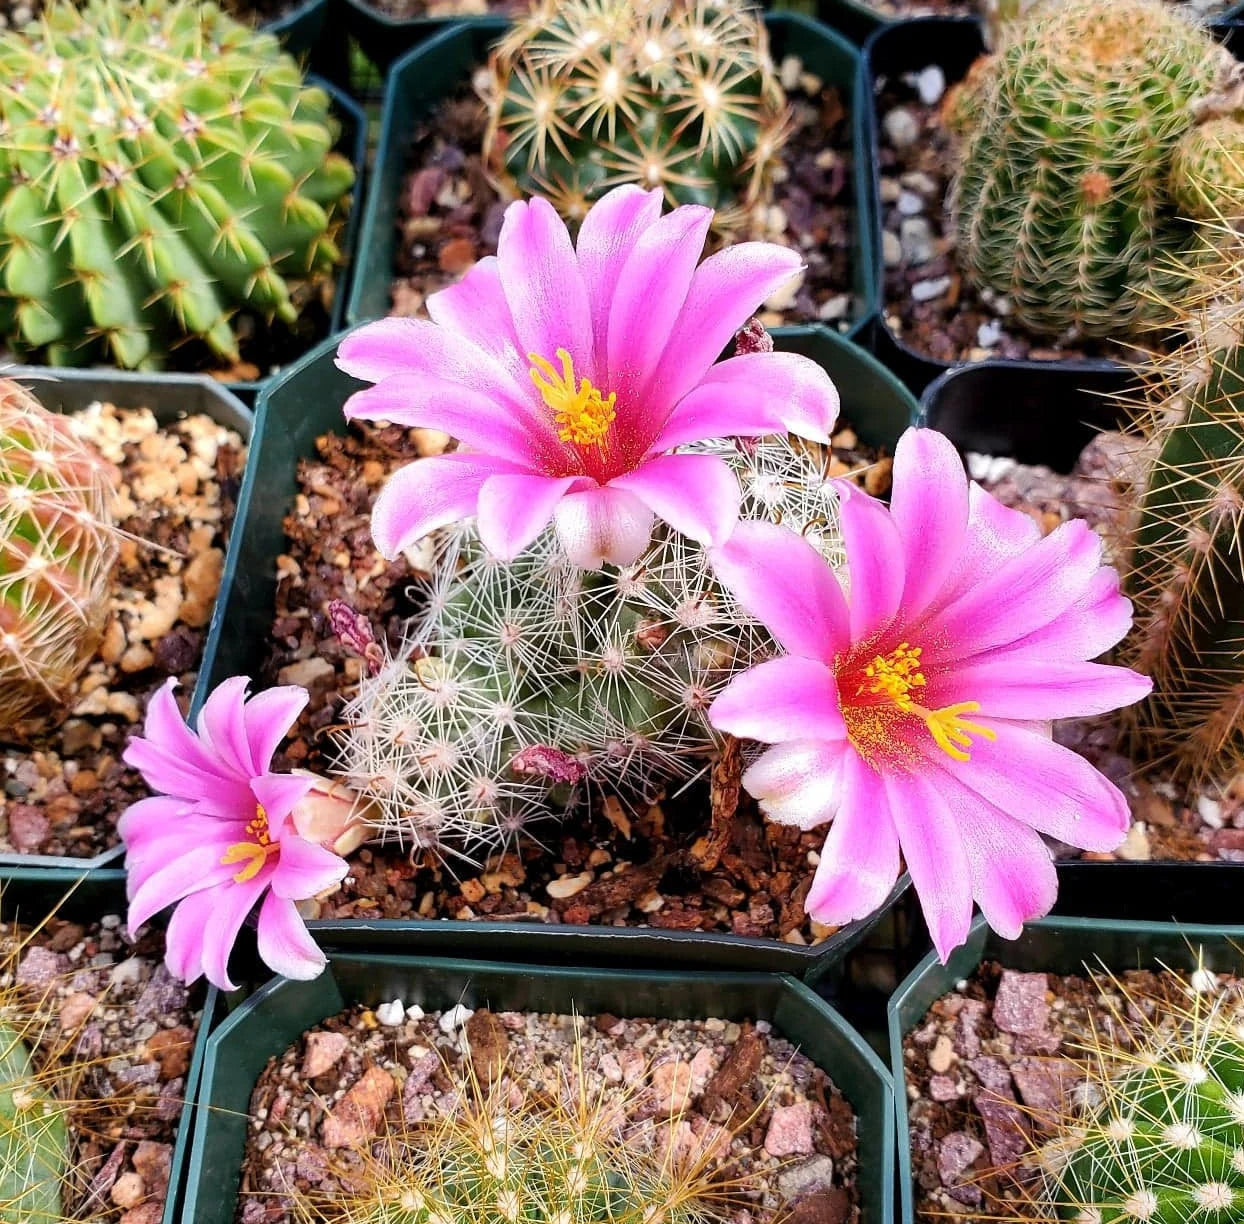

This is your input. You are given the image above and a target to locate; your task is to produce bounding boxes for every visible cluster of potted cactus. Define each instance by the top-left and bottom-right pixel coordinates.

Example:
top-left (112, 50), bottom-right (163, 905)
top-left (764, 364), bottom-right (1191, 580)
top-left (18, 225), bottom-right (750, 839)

top-left (1, 0), bottom-right (1242, 1221)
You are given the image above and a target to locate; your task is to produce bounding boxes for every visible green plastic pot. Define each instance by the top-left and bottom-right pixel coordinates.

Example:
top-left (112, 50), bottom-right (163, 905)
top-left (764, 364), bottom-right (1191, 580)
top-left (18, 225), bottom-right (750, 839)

top-left (263, 0), bottom-right (349, 82)
top-left (201, 323), bottom-right (916, 977)
top-left (0, 869), bottom-right (223, 1224)
top-left (346, 14), bottom-right (878, 339)
top-left (888, 914), bottom-right (1244, 1224)
top-left (185, 953), bottom-right (894, 1224)
top-left (0, 367), bottom-right (252, 872)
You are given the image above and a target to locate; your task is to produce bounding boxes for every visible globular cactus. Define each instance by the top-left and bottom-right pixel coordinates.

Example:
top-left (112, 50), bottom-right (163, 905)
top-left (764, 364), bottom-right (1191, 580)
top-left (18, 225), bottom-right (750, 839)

top-left (0, 0), bottom-right (355, 371)
top-left (0, 379), bottom-right (120, 742)
top-left (1033, 971), bottom-right (1244, 1224)
top-left (483, 0), bottom-right (789, 233)
top-left (337, 434), bottom-right (845, 858)
top-left (945, 0), bottom-right (1244, 339)
top-left (0, 1022), bottom-right (69, 1224)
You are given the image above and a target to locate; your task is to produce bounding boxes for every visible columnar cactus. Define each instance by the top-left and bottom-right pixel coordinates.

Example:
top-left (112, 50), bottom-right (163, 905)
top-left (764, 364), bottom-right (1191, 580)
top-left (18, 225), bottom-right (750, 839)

top-left (483, 0), bottom-right (789, 233)
top-left (945, 0), bottom-right (1244, 339)
top-left (0, 0), bottom-right (355, 371)
top-left (0, 380), bottom-right (120, 741)
top-left (0, 1022), bottom-right (69, 1224)
top-left (337, 434), bottom-right (845, 857)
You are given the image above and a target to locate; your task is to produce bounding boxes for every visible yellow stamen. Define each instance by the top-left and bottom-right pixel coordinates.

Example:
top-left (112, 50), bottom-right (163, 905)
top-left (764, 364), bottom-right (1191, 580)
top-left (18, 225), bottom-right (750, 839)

top-left (220, 802), bottom-right (280, 884)
top-left (857, 644), bottom-right (996, 763)
top-left (529, 348), bottom-right (616, 447)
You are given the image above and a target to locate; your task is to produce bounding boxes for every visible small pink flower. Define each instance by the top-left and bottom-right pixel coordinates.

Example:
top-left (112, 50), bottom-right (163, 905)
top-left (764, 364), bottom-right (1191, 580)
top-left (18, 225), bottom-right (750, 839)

top-left (708, 428), bottom-right (1153, 961)
top-left (120, 677), bottom-right (348, 990)
top-left (335, 185), bottom-right (839, 568)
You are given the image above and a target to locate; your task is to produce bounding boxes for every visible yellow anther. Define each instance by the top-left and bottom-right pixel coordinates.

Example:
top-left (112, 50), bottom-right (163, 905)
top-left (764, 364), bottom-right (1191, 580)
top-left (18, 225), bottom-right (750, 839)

top-left (529, 348), bottom-right (616, 447)
top-left (860, 642), bottom-right (926, 711)
top-left (922, 702), bottom-right (997, 763)
top-left (220, 802), bottom-right (279, 882)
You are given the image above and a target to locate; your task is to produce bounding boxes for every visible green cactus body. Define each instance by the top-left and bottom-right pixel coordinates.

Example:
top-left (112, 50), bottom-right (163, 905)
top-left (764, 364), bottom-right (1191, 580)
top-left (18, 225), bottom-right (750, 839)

top-left (483, 0), bottom-right (789, 233)
top-left (947, 0), bottom-right (1243, 339)
top-left (0, 379), bottom-right (120, 741)
top-left (0, 0), bottom-right (355, 370)
top-left (338, 435), bottom-right (844, 857)
top-left (0, 1022), bottom-right (68, 1224)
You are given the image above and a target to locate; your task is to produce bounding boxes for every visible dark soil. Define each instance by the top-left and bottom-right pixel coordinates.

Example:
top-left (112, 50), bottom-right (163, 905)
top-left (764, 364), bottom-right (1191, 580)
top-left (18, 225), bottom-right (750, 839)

top-left (260, 419), bottom-right (889, 941)
top-left (861, 0), bottom-right (1231, 14)
top-left (0, 404), bottom-right (245, 858)
top-left (389, 62), bottom-right (856, 329)
top-left (357, 0), bottom-right (525, 16)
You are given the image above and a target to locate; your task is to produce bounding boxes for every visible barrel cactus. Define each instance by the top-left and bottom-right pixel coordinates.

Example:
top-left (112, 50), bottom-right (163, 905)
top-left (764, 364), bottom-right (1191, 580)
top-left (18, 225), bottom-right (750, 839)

top-left (0, 379), bottom-right (120, 741)
top-left (337, 433), bottom-right (845, 858)
top-left (482, 0), bottom-right (789, 233)
top-left (0, 1022), bottom-right (69, 1224)
top-left (945, 0), bottom-right (1244, 339)
top-left (0, 0), bottom-right (355, 371)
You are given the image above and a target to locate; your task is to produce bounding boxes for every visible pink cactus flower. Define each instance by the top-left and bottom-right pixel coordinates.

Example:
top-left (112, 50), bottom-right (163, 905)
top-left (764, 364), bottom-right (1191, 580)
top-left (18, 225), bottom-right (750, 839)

top-left (708, 427), bottom-right (1153, 960)
top-left (119, 677), bottom-right (348, 990)
top-left (335, 185), bottom-right (839, 568)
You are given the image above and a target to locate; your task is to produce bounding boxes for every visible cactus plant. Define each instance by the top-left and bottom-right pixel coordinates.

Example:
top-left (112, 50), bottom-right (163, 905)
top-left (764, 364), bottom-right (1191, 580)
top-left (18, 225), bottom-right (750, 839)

top-left (482, 0), bottom-right (789, 233)
top-left (337, 433), bottom-right (847, 858)
top-left (944, 0), bottom-right (1244, 339)
top-left (0, 379), bottom-right (120, 742)
top-left (0, 0), bottom-right (355, 371)
top-left (0, 1022), bottom-right (69, 1224)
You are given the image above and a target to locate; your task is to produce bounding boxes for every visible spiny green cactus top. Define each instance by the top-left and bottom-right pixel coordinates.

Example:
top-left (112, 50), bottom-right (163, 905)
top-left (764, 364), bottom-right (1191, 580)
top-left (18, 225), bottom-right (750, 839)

top-left (0, 1021), bottom-right (68, 1224)
top-left (484, 0), bottom-right (789, 234)
top-left (0, 0), bottom-right (355, 371)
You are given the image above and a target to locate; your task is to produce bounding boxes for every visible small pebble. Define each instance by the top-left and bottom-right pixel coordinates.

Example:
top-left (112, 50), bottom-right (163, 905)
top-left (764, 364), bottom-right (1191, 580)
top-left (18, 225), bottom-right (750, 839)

top-left (911, 65), bottom-right (946, 106)
top-left (438, 1004), bottom-right (474, 1033)
top-left (376, 999), bottom-right (405, 1027)
top-left (911, 276), bottom-right (952, 303)
top-left (883, 106), bottom-right (919, 150)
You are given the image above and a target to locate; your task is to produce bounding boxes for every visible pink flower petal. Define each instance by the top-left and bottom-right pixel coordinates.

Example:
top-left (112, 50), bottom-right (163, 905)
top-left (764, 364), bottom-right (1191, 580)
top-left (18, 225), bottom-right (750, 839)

top-left (476, 472), bottom-right (585, 560)
top-left (188, 874), bottom-right (268, 992)
top-left (552, 485), bottom-right (655, 568)
top-left (269, 833), bottom-right (347, 901)
top-left (710, 656), bottom-right (845, 744)
top-left (609, 452), bottom-right (740, 549)
top-left (251, 773), bottom-right (316, 828)
top-left (882, 768), bottom-right (972, 962)
top-left (123, 811), bottom-right (237, 892)
top-left (240, 685), bottom-right (310, 776)
top-left (256, 892), bottom-right (328, 981)
top-left (889, 429), bottom-right (970, 619)
top-left (574, 185), bottom-right (664, 363)
top-left (128, 837), bottom-right (240, 933)
top-left (930, 720), bottom-right (1130, 852)
top-left (425, 256), bottom-right (523, 370)
top-left (710, 521), bottom-right (849, 663)
top-left (370, 453), bottom-right (525, 560)
top-left (741, 739), bottom-right (846, 830)
top-left (650, 242), bottom-right (804, 409)
top-left (837, 482), bottom-right (905, 645)
top-left (805, 751), bottom-right (901, 926)
top-left (194, 675), bottom-right (254, 780)
top-left (117, 795), bottom-right (195, 851)
top-left (497, 197), bottom-right (595, 383)
top-left (651, 351), bottom-right (840, 451)
top-left (933, 658), bottom-right (1152, 720)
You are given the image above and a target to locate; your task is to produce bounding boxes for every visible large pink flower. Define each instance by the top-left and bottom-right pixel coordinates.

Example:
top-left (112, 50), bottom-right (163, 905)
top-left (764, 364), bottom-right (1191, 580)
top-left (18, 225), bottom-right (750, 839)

top-left (335, 185), bottom-right (839, 568)
top-left (708, 427), bottom-right (1153, 960)
top-left (120, 678), bottom-right (348, 990)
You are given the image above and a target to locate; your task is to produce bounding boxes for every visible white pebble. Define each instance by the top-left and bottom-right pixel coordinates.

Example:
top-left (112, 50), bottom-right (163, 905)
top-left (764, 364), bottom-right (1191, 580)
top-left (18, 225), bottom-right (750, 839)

top-left (1191, 967), bottom-right (1220, 994)
top-left (883, 231), bottom-right (903, 268)
top-left (406, 1004), bottom-right (425, 1021)
top-left (817, 294), bottom-right (849, 322)
top-left (438, 1004), bottom-right (474, 1033)
top-left (912, 65), bottom-right (946, 106)
top-left (883, 107), bottom-right (919, 150)
top-left (376, 999), bottom-right (405, 1027)
top-left (897, 190), bottom-right (924, 217)
top-left (976, 320), bottom-right (1003, 348)
top-left (1197, 795), bottom-right (1224, 829)
top-left (910, 276), bottom-right (952, 303)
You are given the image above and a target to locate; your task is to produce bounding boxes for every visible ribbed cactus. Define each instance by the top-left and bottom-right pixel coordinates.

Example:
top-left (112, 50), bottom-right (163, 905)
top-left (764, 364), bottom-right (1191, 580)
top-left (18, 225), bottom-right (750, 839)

top-left (1034, 974), bottom-right (1244, 1224)
top-left (945, 0), bottom-right (1244, 339)
top-left (0, 379), bottom-right (120, 741)
top-left (0, 0), bottom-right (355, 371)
top-left (337, 434), bottom-right (844, 858)
top-left (0, 1023), bottom-right (69, 1224)
top-left (483, 0), bottom-right (789, 233)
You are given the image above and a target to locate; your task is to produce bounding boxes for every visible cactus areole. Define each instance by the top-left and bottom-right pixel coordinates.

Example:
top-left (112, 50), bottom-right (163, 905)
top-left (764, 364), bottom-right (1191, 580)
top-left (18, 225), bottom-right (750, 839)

top-left (0, 0), bottom-right (355, 371)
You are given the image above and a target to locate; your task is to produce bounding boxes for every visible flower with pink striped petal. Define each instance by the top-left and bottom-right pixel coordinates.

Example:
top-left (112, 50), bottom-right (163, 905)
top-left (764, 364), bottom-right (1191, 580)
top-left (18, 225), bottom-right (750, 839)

top-left (335, 185), bottom-right (839, 568)
top-left (119, 677), bottom-right (348, 990)
top-left (708, 427), bottom-right (1152, 961)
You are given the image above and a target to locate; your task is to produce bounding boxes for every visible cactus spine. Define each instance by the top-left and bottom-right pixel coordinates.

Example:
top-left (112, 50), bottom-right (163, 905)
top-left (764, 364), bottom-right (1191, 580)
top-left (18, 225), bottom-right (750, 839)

top-left (0, 0), bottom-right (355, 371)
top-left (0, 379), bottom-right (120, 742)
top-left (483, 0), bottom-right (789, 233)
top-left (0, 1023), bottom-right (68, 1224)
top-left (945, 0), bottom-right (1244, 339)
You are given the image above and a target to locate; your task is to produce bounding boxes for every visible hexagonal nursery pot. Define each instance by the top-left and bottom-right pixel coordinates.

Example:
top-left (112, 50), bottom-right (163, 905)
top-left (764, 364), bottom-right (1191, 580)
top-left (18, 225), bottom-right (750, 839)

top-left (0, 367), bottom-right (252, 872)
top-left (200, 323), bottom-right (917, 979)
top-left (889, 914), bottom-right (1244, 1224)
top-left (0, 868), bottom-right (223, 1224)
top-left (184, 954), bottom-right (894, 1224)
top-left (346, 14), bottom-right (878, 338)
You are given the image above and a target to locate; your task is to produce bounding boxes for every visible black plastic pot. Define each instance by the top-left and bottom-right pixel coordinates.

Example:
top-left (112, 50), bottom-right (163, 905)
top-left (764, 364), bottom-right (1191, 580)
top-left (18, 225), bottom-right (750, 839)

top-left (889, 913), bottom-right (1244, 1224)
top-left (185, 953), bottom-right (895, 1224)
top-left (0, 367), bottom-right (252, 871)
top-left (201, 324), bottom-right (916, 978)
top-left (0, 869), bottom-right (223, 1224)
top-left (346, 14), bottom-right (878, 339)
